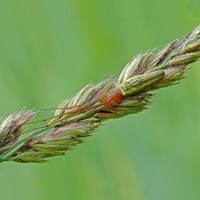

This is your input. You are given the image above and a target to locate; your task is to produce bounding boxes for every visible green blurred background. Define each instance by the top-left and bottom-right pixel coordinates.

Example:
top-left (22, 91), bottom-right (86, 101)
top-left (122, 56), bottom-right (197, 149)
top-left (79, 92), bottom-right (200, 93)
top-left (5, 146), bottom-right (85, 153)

top-left (0, 0), bottom-right (200, 200)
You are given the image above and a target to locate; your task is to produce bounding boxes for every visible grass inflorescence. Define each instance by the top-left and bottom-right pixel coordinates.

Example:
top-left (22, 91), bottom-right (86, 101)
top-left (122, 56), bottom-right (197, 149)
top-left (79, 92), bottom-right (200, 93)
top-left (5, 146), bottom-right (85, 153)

top-left (0, 25), bottom-right (200, 163)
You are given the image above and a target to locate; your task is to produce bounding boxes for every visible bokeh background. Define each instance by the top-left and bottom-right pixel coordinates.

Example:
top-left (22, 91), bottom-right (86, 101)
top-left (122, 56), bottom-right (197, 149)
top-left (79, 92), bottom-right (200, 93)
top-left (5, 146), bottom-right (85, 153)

top-left (0, 1), bottom-right (200, 200)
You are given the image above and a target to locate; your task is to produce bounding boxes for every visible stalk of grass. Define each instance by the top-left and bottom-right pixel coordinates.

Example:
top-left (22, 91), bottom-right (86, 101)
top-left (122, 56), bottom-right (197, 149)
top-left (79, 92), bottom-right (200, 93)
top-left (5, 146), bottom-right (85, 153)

top-left (0, 25), bottom-right (200, 163)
